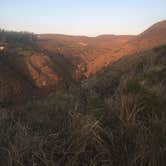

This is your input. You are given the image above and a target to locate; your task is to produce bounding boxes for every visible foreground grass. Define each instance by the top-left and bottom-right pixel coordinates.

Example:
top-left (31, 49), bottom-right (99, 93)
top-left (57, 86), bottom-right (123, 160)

top-left (0, 92), bottom-right (165, 166)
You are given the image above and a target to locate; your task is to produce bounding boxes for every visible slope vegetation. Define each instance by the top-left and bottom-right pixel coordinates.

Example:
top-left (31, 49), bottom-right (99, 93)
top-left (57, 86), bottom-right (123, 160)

top-left (0, 20), bottom-right (166, 105)
top-left (0, 45), bottom-right (166, 166)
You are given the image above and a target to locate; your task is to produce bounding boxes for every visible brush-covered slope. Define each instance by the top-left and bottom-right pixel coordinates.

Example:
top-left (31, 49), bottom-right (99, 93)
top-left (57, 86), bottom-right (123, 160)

top-left (84, 44), bottom-right (166, 97)
top-left (0, 20), bottom-right (166, 104)
top-left (86, 20), bottom-right (166, 75)
top-left (0, 31), bottom-right (77, 105)
top-left (37, 21), bottom-right (166, 77)
top-left (0, 45), bottom-right (166, 166)
top-left (0, 56), bottom-right (35, 105)
top-left (38, 34), bottom-right (134, 61)
top-left (0, 47), bottom-right (79, 105)
top-left (37, 34), bottom-right (134, 77)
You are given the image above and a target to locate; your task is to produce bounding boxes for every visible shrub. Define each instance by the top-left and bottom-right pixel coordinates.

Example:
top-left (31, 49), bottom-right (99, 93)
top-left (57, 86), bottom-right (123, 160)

top-left (124, 79), bottom-right (142, 94)
top-left (86, 95), bottom-right (105, 118)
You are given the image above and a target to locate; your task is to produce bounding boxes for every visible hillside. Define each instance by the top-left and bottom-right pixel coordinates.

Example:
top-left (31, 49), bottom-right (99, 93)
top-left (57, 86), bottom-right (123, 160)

top-left (83, 45), bottom-right (166, 96)
top-left (37, 21), bottom-right (166, 77)
top-left (0, 20), bottom-right (166, 165)
top-left (0, 20), bottom-right (166, 105)
top-left (0, 45), bottom-right (165, 165)
top-left (85, 20), bottom-right (166, 75)
top-left (38, 34), bottom-right (135, 76)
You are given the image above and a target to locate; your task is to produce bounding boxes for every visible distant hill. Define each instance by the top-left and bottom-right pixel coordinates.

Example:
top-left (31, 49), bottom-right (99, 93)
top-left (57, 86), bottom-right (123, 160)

top-left (85, 20), bottom-right (166, 75)
top-left (37, 21), bottom-right (166, 77)
top-left (38, 34), bottom-right (134, 74)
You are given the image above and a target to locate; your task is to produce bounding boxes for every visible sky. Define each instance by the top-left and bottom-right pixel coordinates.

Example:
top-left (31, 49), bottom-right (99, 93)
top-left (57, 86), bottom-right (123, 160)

top-left (0, 0), bottom-right (166, 36)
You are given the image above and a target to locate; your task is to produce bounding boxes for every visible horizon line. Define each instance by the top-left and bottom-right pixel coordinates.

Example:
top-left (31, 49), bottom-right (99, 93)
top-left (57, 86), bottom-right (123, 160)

top-left (1, 19), bottom-right (165, 38)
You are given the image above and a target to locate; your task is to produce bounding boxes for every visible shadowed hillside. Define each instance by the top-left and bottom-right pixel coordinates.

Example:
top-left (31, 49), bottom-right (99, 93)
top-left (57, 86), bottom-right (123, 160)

top-left (0, 31), bottom-right (78, 105)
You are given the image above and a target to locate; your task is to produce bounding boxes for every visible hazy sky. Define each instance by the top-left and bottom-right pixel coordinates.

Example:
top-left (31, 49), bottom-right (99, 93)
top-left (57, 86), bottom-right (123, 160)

top-left (0, 0), bottom-right (166, 36)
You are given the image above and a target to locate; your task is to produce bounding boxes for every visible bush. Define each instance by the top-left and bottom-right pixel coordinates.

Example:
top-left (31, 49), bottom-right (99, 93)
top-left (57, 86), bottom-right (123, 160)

top-left (86, 95), bottom-right (105, 118)
top-left (124, 79), bottom-right (142, 94)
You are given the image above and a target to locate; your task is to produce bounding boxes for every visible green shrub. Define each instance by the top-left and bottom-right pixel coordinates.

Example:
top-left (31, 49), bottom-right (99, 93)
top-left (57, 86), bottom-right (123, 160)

top-left (135, 62), bottom-right (144, 73)
top-left (144, 67), bottom-right (166, 83)
top-left (136, 89), bottom-right (161, 121)
top-left (86, 96), bottom-right (104, 118)
top-left (125, 79), bottom-right (142, 94)
top-left (154, 44), bottom-right (166, 53)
